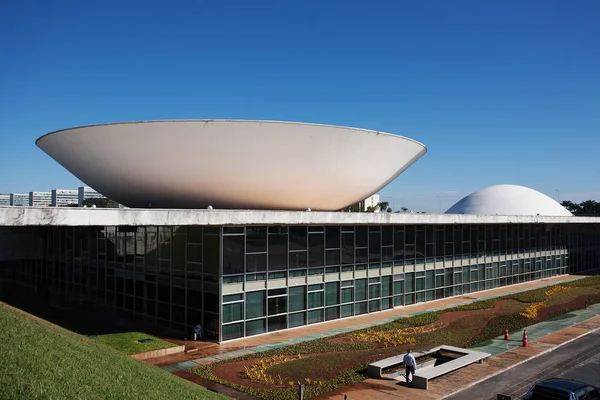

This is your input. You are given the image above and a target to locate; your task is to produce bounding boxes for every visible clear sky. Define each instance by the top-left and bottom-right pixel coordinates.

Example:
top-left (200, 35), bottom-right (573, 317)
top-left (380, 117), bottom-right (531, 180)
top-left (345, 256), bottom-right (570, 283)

top-left (1, 0), bottom-right (599, 212)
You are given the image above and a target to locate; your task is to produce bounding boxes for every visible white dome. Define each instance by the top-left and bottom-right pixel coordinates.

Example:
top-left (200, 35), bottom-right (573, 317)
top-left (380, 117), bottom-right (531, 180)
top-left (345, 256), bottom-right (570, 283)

top-left (445, 185), bottom-right (572, 216)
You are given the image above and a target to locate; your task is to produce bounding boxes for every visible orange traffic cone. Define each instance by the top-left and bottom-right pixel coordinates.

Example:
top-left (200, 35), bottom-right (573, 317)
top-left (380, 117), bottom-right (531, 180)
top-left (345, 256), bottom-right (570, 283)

top-left (504, 329), bottom-right (510, 341)
top-left (522, 330), bottom-right (528, 347)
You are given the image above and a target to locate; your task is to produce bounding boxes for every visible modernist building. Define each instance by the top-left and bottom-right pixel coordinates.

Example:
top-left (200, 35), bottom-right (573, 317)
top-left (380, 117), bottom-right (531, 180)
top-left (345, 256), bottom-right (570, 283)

top-left (51, 189), bottom-right (79, 207)
top-left (29, 192), bottom-right (52, 207)
top-left (1, 121), bottom-right (599, 343)
top-left (9, 193), bottom-right (29, 206)
top-left (0, 194), bottom-right (9, 206)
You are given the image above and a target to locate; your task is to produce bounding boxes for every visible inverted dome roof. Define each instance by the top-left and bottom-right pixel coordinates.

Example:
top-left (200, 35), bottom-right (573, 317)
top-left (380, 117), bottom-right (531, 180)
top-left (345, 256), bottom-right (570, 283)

top-left (36, 120), bottom-right (426, 210)
top-left (445, 185), bottom-right (572, 216)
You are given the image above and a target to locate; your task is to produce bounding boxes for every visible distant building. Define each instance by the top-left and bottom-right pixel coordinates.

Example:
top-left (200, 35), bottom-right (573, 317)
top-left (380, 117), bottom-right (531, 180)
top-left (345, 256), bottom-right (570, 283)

top-left (51, 189), bottom-right (78, 207)
top-left (363, 194), bottom-right (381, 211)
top-left (78, 186), bottom-right (105, 207)
top-left (10, 193), bottom-right (29, 206)
top-left (29, 192), bottom-right (52, 207)
top-left (0, 194), bottom-right (10, 206)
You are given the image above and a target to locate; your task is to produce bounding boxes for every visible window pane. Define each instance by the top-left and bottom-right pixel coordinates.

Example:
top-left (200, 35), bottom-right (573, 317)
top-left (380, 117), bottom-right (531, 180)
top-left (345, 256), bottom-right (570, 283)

top-left (368, 284), bottom-right (380, 299)
top-left (223, 236), bottom-right (244, 275)
top-left (405, 273), bottom-right (414, 292)
top-left (342, 233), bottom-right (354, 264)
top-left (222, 322), bottom-right (244, 340)
top-left (268, 296), bottom-right (286, 315)
top-left (308, 234), bottom-right (324, 267)
top-left (268, 234), bottom-right (288, 271)
top-left (325, 306), bottom-right (339, 321)
top-left (355, 278), bottom-right (367, 301)
top-left (308, 309), bottom-right (323, 324)
top-left (246, 253), bottom-right (266, 273)
top-left (289, 286), bottom-right (306, 312)
top-left (308, 291), bottom-right (323, 309)
top-left (341, 287), bottom-right (353, 303)
top-left (222, 302), bottom-right (243, 323)
top-left (246, 319), bottom-right (266, 336)
top-left (246, 227), bottom-right (267, 253)
top-left (341, 304), bottom-right (353, 317)
top-left (326, 226), bottom-right (341, 248)
top-left (382, 276), bottom-right (392, 297)
top-left (289, 312), bottom-right (306, 327)
top-left (246, 291), bottom-right (266, 319)
top-left (289, 226), bottom-right (307, 250)
top-left (325, 282), bottom-right (339, 306)
top-left (268, 315), bottom-right (287, 332)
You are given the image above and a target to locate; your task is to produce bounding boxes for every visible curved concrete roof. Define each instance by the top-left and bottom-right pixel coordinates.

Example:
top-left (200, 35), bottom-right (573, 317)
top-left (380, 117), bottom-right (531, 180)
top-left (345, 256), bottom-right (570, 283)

top-left (445, 184), bottom-right (572, 216)
top-left (36, 120), bottom-right (427, 210)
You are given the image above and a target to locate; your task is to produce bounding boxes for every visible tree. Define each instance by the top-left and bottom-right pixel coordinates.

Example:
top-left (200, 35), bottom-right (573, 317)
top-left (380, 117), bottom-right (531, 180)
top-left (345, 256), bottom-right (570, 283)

top-left (82, 198), bottom-right (115, 208)
top-left (560, 200), bottom-right (581, 214)
top-left (561, 200), bottom-right (600, 216)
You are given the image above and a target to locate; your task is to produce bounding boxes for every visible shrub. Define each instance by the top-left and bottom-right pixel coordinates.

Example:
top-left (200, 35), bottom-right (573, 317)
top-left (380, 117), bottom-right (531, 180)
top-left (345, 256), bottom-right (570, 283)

top-left (520, 303), bottom-right (544, 319)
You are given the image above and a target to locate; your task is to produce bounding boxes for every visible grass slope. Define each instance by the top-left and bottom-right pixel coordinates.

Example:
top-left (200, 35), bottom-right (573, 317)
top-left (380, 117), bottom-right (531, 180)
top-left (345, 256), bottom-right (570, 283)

top-left (94, 332), bottom-right (177, 354)
top-left (0, 302), bottom-right (225, 400)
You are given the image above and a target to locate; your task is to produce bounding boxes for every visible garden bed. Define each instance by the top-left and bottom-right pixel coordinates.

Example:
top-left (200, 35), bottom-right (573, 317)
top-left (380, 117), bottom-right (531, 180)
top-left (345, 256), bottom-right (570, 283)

top-left (194, 275), bottom-right (600, 400)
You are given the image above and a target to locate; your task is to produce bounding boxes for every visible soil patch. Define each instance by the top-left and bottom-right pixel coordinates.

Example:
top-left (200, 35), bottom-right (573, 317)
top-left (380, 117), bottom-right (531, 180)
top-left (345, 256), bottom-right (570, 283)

top-left (330, 299), bottom-right (511, 347)
top-left (538, 294), bottom-right (598, 320)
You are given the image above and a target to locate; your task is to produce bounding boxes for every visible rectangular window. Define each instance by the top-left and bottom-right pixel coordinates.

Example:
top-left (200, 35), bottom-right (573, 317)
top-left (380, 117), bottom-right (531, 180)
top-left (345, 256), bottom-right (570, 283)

top-left (381, 276), bottom-right (392, 297)
top-left (223, 235), bottom-right (244, 275)
top-left (246, 319), bottom-right (266, 336)
top-left (246, 227), bottom-right (267, 253)
top-left (246, 291), bottom-right (266, 319)
top-left (222, 322), bottom-right (244, 341)
top-left (308, 234), bottom-right (324, 268)
top-left (308, 309), bottom-right (323, 324)
top-left (289, 226), bottom-right (307, 250)
top-left (341, 287), bottom-right (353, 303)
top-left (289, 286), bottom-right (306, 312)
top-left (355, 278), bottom-right (367, 301)
top-left (325, 282), bottom-right (339, 306)
top-left (308, 291), bottom-right (324, 309)
top-left (289, 312), bottom-right (306, 328)
top-left (222, 303), bottom-right (243, 323)
top-left (341, 232), bottom-right (355, 265)
top-left (326, 226), bottom-right (341, 249)
top-left (268, 234), bottom-right (288, 271)
top-left (268, 296), bottom-right (287, 316)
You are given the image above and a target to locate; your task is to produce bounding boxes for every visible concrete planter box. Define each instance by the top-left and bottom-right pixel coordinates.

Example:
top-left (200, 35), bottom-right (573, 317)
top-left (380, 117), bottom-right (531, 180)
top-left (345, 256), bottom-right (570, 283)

top-left (131, 345), bottom-right (185, 361)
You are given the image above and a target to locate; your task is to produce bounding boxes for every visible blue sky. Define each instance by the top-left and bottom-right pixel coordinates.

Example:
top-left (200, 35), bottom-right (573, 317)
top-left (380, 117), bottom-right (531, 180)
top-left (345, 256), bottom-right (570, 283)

top-left (1, 0), bottom-right (599, 212)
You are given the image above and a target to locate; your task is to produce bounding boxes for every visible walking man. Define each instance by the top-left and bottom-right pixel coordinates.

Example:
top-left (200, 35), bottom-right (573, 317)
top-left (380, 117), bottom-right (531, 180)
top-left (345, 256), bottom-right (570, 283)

top-left (403, 349), bottom-right (417, 384)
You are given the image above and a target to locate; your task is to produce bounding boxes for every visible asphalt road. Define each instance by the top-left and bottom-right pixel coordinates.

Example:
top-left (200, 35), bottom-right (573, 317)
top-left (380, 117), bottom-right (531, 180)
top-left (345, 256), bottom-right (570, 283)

top-left (446, 329), bottom-right (600, 400)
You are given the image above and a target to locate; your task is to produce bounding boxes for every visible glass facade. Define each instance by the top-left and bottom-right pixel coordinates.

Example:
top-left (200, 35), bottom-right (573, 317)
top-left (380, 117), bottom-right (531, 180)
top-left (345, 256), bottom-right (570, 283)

top-left (0, 222), bottom-right (599, 342)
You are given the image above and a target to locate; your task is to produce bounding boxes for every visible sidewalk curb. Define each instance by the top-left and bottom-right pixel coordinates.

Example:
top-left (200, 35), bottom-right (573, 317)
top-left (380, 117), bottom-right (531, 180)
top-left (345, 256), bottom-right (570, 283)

top-left (441, 325), bottom-right (600, 399)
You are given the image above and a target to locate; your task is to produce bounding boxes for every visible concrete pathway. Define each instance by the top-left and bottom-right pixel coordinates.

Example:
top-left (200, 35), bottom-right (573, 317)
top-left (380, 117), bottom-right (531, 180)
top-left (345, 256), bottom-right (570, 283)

top-left (151, 274), bottom-right (584, 373)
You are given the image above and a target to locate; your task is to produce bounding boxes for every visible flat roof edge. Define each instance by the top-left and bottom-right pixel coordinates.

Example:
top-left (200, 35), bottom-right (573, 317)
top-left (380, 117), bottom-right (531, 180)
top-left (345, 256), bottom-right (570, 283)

top-left (1, 207), bottom-right (600, 227)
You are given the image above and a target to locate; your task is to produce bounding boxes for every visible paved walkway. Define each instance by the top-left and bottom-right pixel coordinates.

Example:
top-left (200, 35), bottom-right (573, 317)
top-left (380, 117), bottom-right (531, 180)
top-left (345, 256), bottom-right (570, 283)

top-left (151, 274), bottom-right (583, 373)
top-left (316, 306), bottom-right (600, 400)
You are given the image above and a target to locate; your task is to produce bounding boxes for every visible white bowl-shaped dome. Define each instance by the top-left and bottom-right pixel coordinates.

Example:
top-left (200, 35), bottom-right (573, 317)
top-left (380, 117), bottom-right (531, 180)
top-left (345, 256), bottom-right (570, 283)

top-left (445, 184), bottom-right (572, 216)
top-left (37, 120), bottom-right (426, 210)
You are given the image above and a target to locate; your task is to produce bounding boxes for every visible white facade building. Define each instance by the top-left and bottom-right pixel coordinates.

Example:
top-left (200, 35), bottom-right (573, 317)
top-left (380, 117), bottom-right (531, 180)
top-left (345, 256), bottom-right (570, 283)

top-left (29, 192), bottom-right (52, 207)
top-left (10, 193), bottom-right (29, 206)
top-left (362, 194), bottom-right (381, 211)
top-left (51, 189), bottom-right (78, 207)
top-left (0, 194), bottom-right (10, 206)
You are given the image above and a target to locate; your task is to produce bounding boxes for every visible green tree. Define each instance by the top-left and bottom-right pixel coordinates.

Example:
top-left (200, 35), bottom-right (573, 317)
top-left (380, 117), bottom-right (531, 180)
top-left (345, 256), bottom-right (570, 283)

top-left (561, 200), bottom-right (600, 216)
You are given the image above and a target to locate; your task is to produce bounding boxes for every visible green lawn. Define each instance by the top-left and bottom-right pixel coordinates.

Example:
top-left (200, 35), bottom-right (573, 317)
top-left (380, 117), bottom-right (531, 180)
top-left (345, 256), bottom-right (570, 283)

top-left (93, 332), bottom-right (178, 354)
top-left (0, 302), bottom-right (226, 400)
